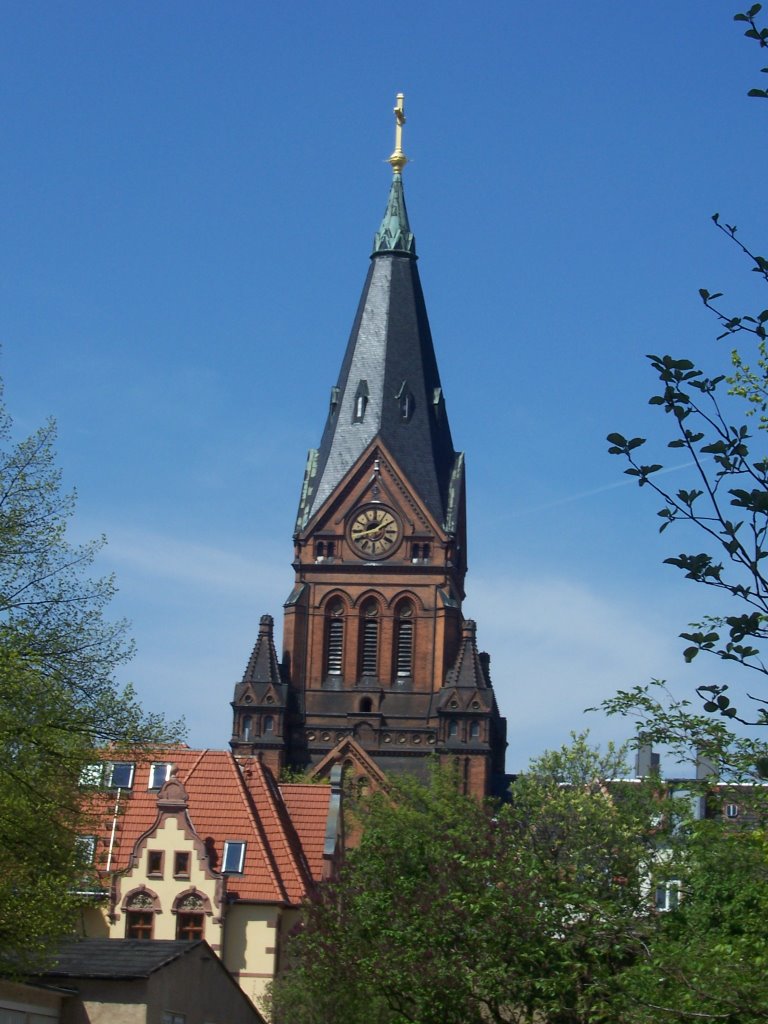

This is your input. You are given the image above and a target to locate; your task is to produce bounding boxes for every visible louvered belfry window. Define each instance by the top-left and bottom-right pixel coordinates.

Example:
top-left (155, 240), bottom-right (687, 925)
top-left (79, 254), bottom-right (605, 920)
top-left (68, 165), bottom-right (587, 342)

top-left (361, 600), bottom-right (379, 676)
top-left (396, 601), bottom-right (414, 678)
top-left (326, 600), bottom-right (344, 676)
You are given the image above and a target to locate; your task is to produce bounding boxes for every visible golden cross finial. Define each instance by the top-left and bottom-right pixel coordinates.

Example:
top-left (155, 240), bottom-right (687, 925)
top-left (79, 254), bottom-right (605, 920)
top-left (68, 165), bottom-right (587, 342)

top-left (387, 93), bottom-right (408, 174)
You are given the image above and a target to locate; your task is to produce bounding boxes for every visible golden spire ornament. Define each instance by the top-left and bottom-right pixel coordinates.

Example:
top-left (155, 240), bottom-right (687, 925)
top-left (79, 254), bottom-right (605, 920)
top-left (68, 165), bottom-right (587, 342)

top-left (387, 93), bottom-right (408, 174)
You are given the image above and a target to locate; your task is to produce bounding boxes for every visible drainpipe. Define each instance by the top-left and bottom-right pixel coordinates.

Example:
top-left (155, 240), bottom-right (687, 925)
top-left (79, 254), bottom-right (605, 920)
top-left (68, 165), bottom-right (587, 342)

top-left (105, 788), bottom-right (122, 872)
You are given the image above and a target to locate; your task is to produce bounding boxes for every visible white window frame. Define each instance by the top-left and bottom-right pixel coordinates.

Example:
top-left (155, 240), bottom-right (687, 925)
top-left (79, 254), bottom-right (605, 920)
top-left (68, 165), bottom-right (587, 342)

top-left (108, 762), bottom-right (135, 789)
top-left (148, 762), bottom-right (172, 789)
top-left (655, 880), bottom-right (681, 912)
top-left (222, 840), bottom-right (246, 874)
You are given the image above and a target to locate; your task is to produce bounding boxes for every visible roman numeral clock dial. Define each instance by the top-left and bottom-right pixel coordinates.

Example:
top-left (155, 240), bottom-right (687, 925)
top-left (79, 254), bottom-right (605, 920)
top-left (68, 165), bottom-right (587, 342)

top-left (349, 506), bottom-right (401, 559)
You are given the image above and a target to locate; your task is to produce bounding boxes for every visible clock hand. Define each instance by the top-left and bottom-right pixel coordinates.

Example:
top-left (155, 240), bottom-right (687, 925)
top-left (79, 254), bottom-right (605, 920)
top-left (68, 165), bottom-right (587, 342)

top-left (355, 521), bottom-right (385, 538)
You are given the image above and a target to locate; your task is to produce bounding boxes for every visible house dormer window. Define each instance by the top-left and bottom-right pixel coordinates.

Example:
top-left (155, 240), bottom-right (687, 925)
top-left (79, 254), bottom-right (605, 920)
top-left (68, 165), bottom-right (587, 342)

top-left (108, 762), bottom-right (135, 789)
top-left (149, 762), bottom-right (172, 790)
top-left (222, 841), bottom-right (246, 874)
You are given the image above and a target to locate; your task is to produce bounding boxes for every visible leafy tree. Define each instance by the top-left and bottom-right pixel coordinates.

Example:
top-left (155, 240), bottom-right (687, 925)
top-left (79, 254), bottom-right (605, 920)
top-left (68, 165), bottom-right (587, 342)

top-left (620, 818), bottom-right (768, 1023)
top-left (0, 395), bottom-right (182, 975)
top-left (606, 8), bottom-right (768, 727)
top-left (269, 739), bottom-right (672, 1024)
top-left (271, 739), bottom-right (768, 1024)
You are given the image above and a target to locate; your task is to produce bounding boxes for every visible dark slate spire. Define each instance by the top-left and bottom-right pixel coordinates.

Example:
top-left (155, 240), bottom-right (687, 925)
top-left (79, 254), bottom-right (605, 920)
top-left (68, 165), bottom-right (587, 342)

top-left (444, 620), bottom-right (491, 690)
top-left (296, 95), bottom-right (462, 533)
top-left (242, 614), bottom-right (282, 685)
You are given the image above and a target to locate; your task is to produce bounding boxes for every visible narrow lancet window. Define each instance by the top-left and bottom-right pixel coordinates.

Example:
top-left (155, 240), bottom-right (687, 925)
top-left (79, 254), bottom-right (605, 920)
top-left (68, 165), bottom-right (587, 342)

top-left (395, 601), bottom-right (414, 678)
top-left (361, 600), bottom-right (379, 677)
top-left (326, 600), bottom-right (345, 676)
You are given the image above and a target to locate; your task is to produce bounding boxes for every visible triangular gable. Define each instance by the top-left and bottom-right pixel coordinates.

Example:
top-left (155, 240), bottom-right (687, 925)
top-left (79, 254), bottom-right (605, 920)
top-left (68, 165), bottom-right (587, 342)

top-left (436, 686), bottom-right (493, 712)
top-left (307, 737), bottom-right (389, 789)
top-left (299, 437), bottom-right (449, 542)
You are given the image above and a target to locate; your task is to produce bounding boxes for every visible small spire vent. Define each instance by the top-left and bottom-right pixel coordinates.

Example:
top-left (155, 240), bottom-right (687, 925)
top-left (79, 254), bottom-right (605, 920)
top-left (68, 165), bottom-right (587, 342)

top-left (395, 381), bottom-right (415, 422)
top-left (353, 380), bottom-right (369, 422)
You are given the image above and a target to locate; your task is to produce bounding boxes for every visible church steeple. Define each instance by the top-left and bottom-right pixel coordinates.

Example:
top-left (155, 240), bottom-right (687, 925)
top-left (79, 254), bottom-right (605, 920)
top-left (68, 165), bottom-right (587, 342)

top-left (235, 96), bottom-right (507, 799)
top-left (296, 95), bottom-right (461, 535)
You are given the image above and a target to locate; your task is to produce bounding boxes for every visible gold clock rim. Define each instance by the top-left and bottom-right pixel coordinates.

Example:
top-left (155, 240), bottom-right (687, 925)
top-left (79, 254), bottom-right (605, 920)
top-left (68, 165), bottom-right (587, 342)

top-left (347, 504), bottom-right (402, 559)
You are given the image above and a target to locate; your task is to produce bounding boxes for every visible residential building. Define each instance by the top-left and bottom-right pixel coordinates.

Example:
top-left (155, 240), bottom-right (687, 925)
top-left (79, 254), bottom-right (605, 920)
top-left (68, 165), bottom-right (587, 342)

top-left (36, 939), bottom-right (266, 1024)
top-left (81, 750), bottom-right (342, 1009)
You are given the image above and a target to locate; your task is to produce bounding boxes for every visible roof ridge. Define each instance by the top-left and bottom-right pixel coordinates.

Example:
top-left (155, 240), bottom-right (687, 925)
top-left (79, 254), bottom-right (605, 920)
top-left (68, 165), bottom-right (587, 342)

top-left (228, 753), bottom-right (290, 904)
top-left (241, 757), bottom-right (311, 901)
top-left (260, 762), bottom-right (315, 896)
top-left (183, 748), bottom-right (209, 782)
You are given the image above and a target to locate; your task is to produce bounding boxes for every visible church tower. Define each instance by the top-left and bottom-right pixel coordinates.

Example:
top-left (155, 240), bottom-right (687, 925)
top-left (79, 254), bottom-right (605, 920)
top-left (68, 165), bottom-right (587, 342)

top-left (231, 96), bottom-right (507, 797)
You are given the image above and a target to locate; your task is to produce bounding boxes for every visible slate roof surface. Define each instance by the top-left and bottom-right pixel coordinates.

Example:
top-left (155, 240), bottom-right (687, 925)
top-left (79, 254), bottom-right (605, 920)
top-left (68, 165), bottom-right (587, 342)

top-left (91, 749), bottom-right (317, 904)
top-left (42, 939), bottom-right (202, 979)
top-left (297, 174), bottom-right (460, 532)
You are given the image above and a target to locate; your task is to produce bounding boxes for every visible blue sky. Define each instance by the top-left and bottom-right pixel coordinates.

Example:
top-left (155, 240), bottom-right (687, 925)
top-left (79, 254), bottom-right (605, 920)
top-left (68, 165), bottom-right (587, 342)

top-left (1, 1), bottom-right (766, 773)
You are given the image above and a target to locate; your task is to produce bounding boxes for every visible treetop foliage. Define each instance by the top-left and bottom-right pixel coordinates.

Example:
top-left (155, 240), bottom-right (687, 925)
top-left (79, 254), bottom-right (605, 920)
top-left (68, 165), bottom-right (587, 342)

top-left (270, 742), bottom-right (768, 1024)
top-left (0, 387), bottom-right (183, 975)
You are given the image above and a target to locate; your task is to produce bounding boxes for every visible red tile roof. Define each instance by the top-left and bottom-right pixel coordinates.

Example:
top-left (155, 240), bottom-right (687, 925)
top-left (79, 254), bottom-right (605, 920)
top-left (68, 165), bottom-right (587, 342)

top-left (279, 784), bottom-right (334, 881)
top-left (90, 749), bottom-right (317, 904)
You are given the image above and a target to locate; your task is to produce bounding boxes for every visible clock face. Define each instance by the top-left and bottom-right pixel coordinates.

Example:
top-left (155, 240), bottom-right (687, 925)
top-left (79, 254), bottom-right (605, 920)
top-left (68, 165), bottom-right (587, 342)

top-left (349, 506), bottom-right (401, 558)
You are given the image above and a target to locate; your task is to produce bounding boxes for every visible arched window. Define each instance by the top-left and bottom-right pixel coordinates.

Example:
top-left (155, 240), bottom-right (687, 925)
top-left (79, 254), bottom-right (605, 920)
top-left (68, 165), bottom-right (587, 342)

top-left (395, 601), bottom-right (414, 679)
top-left (242, 715), bottom-right (252, 741)
top-left (359, 696), bottom-right (373, 713)
top-left (123, 888), bottom-right (159, 939)
top-left (469, 720), bottom-right (480, 739)
top-left (326, 599), bottom-right (345, 676)
top-left (360, 600), bottom-right (379, 677)
top-left (175, 893), bottom-right (206, 940)
top-left (448, 720), bottom-right (459, 739)
top-left (263, 715), bottom-right (275, 734)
